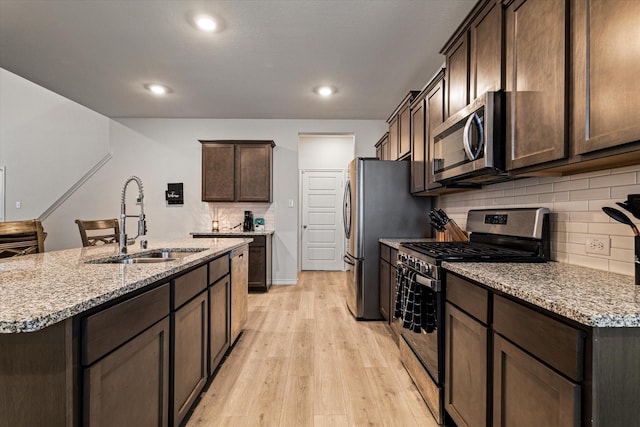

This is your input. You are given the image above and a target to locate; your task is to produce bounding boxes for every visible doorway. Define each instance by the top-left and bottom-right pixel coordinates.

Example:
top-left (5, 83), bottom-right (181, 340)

top-left (298, 133), bottom-right (354, 271)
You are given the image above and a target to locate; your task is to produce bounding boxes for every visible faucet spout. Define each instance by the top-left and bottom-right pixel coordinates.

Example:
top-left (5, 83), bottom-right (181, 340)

top-left (119, 176), bottom-right (146, 255)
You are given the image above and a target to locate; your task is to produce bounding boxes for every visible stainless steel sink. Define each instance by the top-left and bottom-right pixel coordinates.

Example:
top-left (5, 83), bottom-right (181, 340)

top-left (88, 248), bottom-right (206, 264)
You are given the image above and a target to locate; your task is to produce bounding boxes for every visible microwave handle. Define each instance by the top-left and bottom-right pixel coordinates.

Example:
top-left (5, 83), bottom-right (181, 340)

top-left (463, 112), bottom-right (484, 161)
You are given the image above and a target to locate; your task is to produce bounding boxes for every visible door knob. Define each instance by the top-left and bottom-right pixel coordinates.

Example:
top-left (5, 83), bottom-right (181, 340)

top-left (303, 225), bottom-right (308, 229)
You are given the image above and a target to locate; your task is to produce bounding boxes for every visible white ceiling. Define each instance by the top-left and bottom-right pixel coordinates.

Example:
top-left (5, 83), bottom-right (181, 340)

top-left (0, 0), bottom-right (476, 120)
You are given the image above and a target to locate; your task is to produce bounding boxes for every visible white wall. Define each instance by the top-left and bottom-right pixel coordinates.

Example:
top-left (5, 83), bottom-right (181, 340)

top-left (298, 134), bottom-right (355, 170)
top-left (0, 68), bottom-right (110, 221)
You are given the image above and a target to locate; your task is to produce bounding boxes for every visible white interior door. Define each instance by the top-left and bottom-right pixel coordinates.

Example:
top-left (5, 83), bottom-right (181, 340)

top-left (301, 170), bottom-right (345, 271)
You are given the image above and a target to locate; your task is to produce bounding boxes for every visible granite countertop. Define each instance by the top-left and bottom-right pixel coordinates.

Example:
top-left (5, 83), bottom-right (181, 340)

top-left (379, 237), bottom-right (434, 250)
top-left (443, 261), bottom-right (640, 328)
top-left (0, 237), bottom-right (251, 334)
top-left (191, 230), bottom-right (274, 236)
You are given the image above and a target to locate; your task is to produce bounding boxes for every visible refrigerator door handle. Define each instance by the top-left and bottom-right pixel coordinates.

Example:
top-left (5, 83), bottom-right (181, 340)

top-left (343, 179), bottom-right (351, 239)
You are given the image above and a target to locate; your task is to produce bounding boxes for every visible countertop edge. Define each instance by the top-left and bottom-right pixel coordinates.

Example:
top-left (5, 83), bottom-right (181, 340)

top-left (0, 238), bottom-right (251, 334)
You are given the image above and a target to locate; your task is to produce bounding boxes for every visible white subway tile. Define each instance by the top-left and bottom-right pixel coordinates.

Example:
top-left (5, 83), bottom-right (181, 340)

top-left (611, 184), bottom-right (640, 199)
top-left (609, 260), bottom-right (634, 276)
top-left (539, 175), bottom-right (568, 184)
top-left (570, 187), bottom-right (610, 201)
top-left (611, 247), bottom-right (634, 262)
top-left (588, 221), bottom-right (634, 236)
top-left (590, 172), bottom-right (636, 189)
top-left (514, 195), bottom-right (539, 204)
top-left (568, 253), bottom-right (609, 271)
top-left (552, 201), bottom-right (589, 211)
top-left (568, 233), bottom-right (587, 244)
top-left (539, 191), bottom-right (569, 202)
top-left (553, 179), bottom-right (589, 192)
top-left (570, 169), bottom-right (611, 180)
top-left (587, 199), bottom-right (616, 211)
top-left (611, 235), bottom-right (634, 250)
top-left (570, 211), bottom-right (603, 222)
top-left (526, 183), bottom-right (554, 194)
top-left (514, 177), bottom-right (538, 187)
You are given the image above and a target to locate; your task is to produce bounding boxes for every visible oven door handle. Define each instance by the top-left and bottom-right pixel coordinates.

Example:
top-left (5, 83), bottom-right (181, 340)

top-left (415, 274), bottom-right (441, 292)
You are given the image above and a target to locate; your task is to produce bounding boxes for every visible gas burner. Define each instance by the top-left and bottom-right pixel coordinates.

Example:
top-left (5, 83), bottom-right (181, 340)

top-left (401, 241), bottom-right (536, 260)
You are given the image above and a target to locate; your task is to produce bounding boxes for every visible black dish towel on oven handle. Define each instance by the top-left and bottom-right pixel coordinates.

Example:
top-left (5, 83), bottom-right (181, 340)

top-left (394, 264), bottom-right (437, 334)
top-left (394, 265), bottom-right (422, 333)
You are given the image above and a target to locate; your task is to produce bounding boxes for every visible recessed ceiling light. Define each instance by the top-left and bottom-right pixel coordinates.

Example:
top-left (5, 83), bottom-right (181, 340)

top-left (144, 83), bottom-right (172, 96)
top-left (315, 85), bottom-right (337, 97)
top-left (194, 14), bottom-right (218, 32)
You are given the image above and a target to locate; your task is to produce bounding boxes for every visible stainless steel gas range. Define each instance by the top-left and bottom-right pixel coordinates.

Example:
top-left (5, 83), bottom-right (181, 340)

top-left (395, 208), bottom-right (550, 425)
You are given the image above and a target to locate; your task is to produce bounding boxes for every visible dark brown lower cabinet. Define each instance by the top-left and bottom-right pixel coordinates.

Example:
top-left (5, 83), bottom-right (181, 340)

top-left (379, 247), bottom-right (391, 321)
top-left (248, 234), bottom-right (272, 292)
top-left (209, 275), bottom-right (231, 372)
top-left (493, 334), bottom-right (580, 427)
top-left (83, 317), bottom-right (170, 427)
top-left (173, 292), bottom-right (208, 426)
top-left (445, 302), bottom-right (488, 427)
top-left (379, 243), bottom-right (399, 340)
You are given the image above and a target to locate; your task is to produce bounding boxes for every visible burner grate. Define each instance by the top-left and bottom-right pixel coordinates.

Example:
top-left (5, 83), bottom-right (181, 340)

top-left (402, 242), bottom-right (535, 260)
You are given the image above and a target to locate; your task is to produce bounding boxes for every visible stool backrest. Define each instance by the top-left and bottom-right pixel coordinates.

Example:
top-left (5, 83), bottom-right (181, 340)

top-left (75, 218), bottom-right (120, 247)
top-left (0, 219), bottom-right (46, 258)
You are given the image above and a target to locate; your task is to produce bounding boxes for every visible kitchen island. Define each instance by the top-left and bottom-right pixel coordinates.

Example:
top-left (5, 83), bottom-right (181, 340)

top-left (0, 237), bottom-right (251, 427)
top-left (442, 261), bottom-right (640, 426)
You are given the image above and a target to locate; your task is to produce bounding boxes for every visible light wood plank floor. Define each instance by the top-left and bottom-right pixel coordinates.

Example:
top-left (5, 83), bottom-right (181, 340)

top-left (187, 271), bottom-right (438, 427)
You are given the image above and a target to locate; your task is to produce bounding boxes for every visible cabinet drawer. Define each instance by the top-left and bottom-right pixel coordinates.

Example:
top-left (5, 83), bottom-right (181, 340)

top-left (390, 247), bottom-right (398, 263)
top-left (82, 283), bottom-right (170, 365)
top-left (209, 255), bottom-right (229, 285)
top-left (380, 244), bottom-right (391, 263)
top-left (174, 265), bottom-right (207, 309)
top-left (446, 273), bottom-right (489, 324)
top-left (493, 295), bottom-right (584, 381)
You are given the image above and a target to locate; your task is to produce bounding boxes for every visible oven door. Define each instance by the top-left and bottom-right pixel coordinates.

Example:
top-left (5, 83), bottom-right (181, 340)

top-left (395, 266), bottom-right (442, 384)
top-left (431, 91), bottom-right (504, 184)
top-left (400, 289), bottom-right (441, 384)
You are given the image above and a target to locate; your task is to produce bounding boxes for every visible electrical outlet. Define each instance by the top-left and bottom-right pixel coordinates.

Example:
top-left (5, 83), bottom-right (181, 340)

top-left (585, 236), bottom-right (610, 255)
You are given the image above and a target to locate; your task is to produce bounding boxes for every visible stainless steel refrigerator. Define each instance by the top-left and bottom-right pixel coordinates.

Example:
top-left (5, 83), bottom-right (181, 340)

top-left (343, 158), bottom-right (432, 320)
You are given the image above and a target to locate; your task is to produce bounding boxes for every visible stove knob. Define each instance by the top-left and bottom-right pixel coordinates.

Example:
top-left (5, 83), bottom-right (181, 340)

top-left (422, 263), bottom-right (431, 275)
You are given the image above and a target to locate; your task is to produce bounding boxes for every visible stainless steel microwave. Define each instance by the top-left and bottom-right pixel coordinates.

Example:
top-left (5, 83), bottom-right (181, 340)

top-left (430, 91), bottom-right (506, 184)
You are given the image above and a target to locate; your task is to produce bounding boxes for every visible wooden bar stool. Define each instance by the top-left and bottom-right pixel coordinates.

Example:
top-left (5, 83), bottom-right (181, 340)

top-left (0, 219), bottom-right (46, 258)
top-left (75, 218), bottom-right (120, 247)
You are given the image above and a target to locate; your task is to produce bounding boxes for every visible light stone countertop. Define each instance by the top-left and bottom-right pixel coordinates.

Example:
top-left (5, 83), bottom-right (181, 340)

top-left (443, 261), bottom-right (640, 328)
top-left (0, 237), bottom-right (251, 334)
top-left (191, 230), bottom-right (274, 236)
top-left (379, 237), bottom-right (433, 250)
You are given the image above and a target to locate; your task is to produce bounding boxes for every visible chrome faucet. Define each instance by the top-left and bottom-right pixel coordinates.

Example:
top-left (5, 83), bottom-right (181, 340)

top-left (119, 176), bottom-right (146, 255)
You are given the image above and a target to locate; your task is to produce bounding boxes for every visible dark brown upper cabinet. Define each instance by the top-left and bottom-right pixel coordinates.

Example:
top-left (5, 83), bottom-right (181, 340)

top-left (442, 0), bottom-right (503, 119)
top-left (374, 132), bottom-right (390, 160)
top-left (411, 70), bottom-right (445, 194)
top-left (200, 140), bottom-right (275, 203)
top-left (571, 0), bottom-right (640, 155)
top-left (504, 0), bottom-right (568, 170)
top-left (387, 91), bottom-right (420, 161)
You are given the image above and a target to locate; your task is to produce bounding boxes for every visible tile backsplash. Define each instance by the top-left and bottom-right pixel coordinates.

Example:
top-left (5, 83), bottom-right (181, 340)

top-left (207, 203), bottom-right (275, 231)
top-left (438, 164), bottom-right (640, 276)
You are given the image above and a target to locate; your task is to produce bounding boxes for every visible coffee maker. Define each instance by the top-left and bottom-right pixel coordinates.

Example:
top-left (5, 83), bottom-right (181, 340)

top-left (243, 211), bottom-right (254, 231)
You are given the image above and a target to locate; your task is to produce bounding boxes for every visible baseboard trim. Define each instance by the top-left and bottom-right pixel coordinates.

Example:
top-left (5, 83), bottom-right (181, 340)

top-left (271, 280), bottom-right (298, 286)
